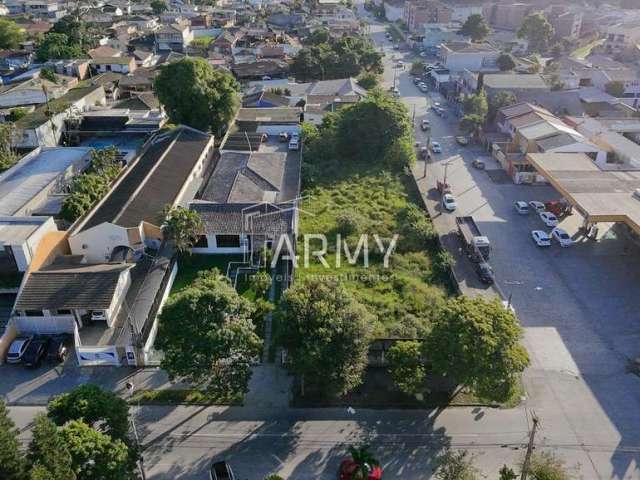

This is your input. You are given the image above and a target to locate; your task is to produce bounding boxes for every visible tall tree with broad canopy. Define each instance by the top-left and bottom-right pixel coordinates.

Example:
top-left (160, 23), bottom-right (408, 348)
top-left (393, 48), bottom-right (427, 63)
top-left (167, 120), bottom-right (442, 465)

top-left (156, 269), bottom-right (262, 394)
top-left (496, 52), bottom-right (516, 71)
top-left (458, 14), bottom-right (491, 42)
top-left (488, 90), bottom-right (517, 121)
top-left (162, 205), bottom-right (204, 253)
top-left (154, 57), bottom-right (240, 132)
top-left (36, 33), bottom-right (83, 61)
top-left (0, 19), bottom-right (24, 49)
top-left (425, 297), bottom-right (529, 402)
top-left (518, 13), bottom-right (555, 53)
top-left (0, 399), bottom-right (26, 480)
top-left (27, 414), bottom-right (76, 480)
top-left (47, 384), bottom-right (130, 442)
top-left (335, 89), bottom-right (413, 165)
top-left (386, 340), bottom-right (426, 396)
top-left (435, 450), bottom-right (480, 480)
top-left (276, 277), bottom-right (373, 396)
top-left (59, 420), bottom-right (134, 480)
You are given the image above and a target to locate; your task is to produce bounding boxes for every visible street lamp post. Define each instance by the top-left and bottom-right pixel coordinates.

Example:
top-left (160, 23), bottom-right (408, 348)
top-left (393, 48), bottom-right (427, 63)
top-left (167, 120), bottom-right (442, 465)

top-left (126, 382), bottom-right (147, 480)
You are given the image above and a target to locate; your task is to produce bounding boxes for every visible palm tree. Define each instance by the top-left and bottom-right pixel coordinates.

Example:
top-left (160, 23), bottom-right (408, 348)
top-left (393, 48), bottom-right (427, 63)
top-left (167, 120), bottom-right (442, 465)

top-left (348, 445), bottom-right (379, 479)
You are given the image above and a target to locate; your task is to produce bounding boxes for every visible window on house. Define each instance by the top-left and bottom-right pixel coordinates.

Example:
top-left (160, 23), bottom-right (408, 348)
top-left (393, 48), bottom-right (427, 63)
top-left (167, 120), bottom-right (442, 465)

top-left (216, 235), bottom-right (241, 248)
top-left (193, 235), bottom-right (209, 248)
top-left (23, 310), bottom-right (43, 316)
top-left (56, 309), bottom-right (72, 315)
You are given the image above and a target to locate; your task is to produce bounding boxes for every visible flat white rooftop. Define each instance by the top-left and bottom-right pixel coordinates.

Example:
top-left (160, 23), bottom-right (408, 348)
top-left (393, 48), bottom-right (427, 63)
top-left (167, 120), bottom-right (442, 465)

top-left (0, 147), bottom-right (91, 216)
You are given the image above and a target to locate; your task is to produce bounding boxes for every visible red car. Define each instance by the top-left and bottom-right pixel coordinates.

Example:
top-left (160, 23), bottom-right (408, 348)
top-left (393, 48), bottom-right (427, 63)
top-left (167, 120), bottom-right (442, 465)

top-left (338, 459), bottom-right (383, 480)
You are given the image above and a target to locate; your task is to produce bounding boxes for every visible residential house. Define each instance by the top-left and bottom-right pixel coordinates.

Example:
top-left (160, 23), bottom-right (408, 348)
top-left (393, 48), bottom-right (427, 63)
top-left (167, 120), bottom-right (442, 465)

top-left (68, 126), bottom-right (215, 264)
top-left (118, 67), bottom-right (157, 96)
top-left (232, 60), bottom-right (289, 81)
top-left (154, 23), bottom-right (193, 52)
top-left (235, 107), bottom-right (302, 135)
top-left (403, 0), bottom-right (452, 34)
top-left (604, 23), bottom-right (640, 55)
top-left (482, 3), bottom-right (534, 31)
top-left (547, 6), bottom-right (582, 40)
top-left (450, 5), bottom-right (482, 23)
top-left (13, 84), bottom-right (107, 148)
top-left (191, 151), bottom-right (298, 255)
top-left (210, 31), bottom-right (238, 55)
top-left (88, 45), bottom-right (122, 59)
top-left (92, 56), bottom-right (137, 74)
top-left (0, 147), bottom-right (93, 217)
top-left (0, 50), bottom-right (34, 70)
top-left (0, 217), bottom-right (58, 287)
top-left (242, 90), bottom-right (290, 108)
top-left (438, 42), bottom-right (500, 73)
top-left (423, 24), bottom-right (467, 51)
top-left (492, 102), bottom-right (605, 183)
top-left (458, 71), bottom-right (550, 101)
top-left (0, 76), bottom-right (76, 109)
top-left (44, 59), bottom-right (91, 80)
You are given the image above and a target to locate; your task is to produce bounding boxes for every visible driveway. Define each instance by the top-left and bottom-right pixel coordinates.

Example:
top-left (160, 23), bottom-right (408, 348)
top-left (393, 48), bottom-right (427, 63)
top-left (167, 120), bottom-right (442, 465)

top-left (367, 17), bottom-right (640, 479)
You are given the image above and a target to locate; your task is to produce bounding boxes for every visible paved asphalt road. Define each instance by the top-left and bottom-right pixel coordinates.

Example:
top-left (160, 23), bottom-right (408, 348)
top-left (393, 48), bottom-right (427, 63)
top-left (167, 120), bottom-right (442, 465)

top-left (7, 8), bottom-right (640, 480)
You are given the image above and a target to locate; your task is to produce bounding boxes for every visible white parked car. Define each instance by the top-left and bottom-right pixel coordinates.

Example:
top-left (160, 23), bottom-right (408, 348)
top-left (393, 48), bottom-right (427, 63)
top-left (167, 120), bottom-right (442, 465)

top-left (514, 201), bottom-right (529, 215)
top-left (529, 201), bottom-right (546, 212)
top-left (430, 141), bottom-right (442, 153)
top-left (288, 137), bottom-right (299, 151)
top-left (551, 227), bottom-right (572, 247)
top-left (442, 193), bottom-right (457, 211)
top-left (531, 230), bottom-right (551, 247)
top-left (539, 211), bottom-right (559, 227)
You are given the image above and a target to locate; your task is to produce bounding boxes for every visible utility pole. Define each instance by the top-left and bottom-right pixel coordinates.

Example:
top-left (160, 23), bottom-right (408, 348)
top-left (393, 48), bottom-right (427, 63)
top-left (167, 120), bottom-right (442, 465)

top-left (412, 103), bottom-right (416, 125)
top-left (443, 159), bottom-right (452, 185)
top-left (520, 414), bottom-right (540, 480)
top-left (423, 133), bottom-right (430, 178)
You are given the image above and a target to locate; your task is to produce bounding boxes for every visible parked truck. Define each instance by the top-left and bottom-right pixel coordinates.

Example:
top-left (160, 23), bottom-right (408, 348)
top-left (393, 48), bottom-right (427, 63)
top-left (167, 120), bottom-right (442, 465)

top-left (456, 216), bottom-right (491, 262)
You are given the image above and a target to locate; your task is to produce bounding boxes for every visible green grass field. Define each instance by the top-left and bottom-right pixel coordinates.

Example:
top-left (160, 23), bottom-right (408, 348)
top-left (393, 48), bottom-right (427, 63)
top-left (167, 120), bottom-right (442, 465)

top-left (297, 168), bottom-right (448, 338)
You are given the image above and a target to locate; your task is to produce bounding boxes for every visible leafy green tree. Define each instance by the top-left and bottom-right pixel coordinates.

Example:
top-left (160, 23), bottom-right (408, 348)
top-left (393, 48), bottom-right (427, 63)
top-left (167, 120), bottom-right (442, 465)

top-left (397, 203), bottom-right (436, 251)
top-left (59, 420), bottom-right (133, 480)
top-left (0, 399), bottom-right (26, 480)
top-left (458, 14), bottom-right (491, 42)
top-left (357, 71), bottom-right (379, 90)
top-left (291, 34), bottom-right (382, 81)
top-left (426, 297), bottom-right (529, 402)
top-left (51, 14), bottom-right (94, 49)
top-left (36, 33), bottom-right (83, 61)
top-left (497, 52), bottom-right (516, 71)
top-left (155, 57), bottom-right (239, 132)
top-left (435, 450), bottom-right (480, 480)
top-left (346, 446), bottom-right (380, 479)
top-left (150, 0), bottom-right (168, 14)
top-left (605, 80), bottom-right (625, 97)
top-left (0, 19), bottom-right (24, 49)
top-left (518, 13), bottom-right (555, 53)
top-left (386, 340), bottom-right (426, 395)
top-left (463, 91), bottom-right (488, 118)
top-left (157, 269), bottom-right (262, 394)
top-left (335, 90), bottom-right (412, 165)
top-left (27, 414), bottom-right (76, 480)
top-left (7, 107), bottom-right (27, 122)
top-left (488, 91), bottom-right (517, 121)
top-left (410, 59), bottom-right (425, 75)
top-left (276, 277), bottom-right (372, 396)
top-left (527, 451), bottom-right (575, 480)
top-left (459, 114), bottom-right (484, 135)
top-left (48, 384), bottom-right (130, 442)
top-left (162, 205), bottom-right (204, 253)
top-left (39, 67), bottom-right (58, 83)
top-left (0, 123), bottom-right (18, 172)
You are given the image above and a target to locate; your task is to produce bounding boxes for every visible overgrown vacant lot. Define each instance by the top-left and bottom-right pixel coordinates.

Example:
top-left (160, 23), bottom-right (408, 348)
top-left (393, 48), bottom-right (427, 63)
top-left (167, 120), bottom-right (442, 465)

top-left (297, 166), bottom-right (450, 338)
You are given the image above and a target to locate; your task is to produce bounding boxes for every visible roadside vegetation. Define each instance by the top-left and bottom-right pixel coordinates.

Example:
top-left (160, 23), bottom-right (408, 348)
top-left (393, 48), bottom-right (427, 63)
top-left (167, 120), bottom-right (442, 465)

top-left (291, 29), bottom-right (383, 81)
top-left (0, 385), bottom-right (140, 480)
top-left (276, 90), bottom-right (528, 406)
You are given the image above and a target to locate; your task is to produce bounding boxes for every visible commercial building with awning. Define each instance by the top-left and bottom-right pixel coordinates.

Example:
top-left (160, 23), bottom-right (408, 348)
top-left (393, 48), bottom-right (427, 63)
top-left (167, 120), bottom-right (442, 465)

top-left (527, 153), bottom-right (640, 235)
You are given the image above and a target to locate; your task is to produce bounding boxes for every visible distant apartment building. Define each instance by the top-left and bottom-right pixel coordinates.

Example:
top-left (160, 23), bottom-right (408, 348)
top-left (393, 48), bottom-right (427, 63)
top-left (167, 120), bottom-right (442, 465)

top-left (482, 3), bottom-right (533, 31)
top-left (604, 24), bottom-right (640, 54)
top-left (403, 0), bottom-right (451, 33)
top-left (547, 6), bottom-right (582, 39)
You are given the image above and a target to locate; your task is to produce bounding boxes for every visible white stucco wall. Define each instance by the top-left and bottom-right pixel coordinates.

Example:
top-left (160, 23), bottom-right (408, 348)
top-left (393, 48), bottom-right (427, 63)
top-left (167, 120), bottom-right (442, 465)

top-left (69, 222), bottom-right (131, 263)
top-left (191, 234), bottom-right (250, 254)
